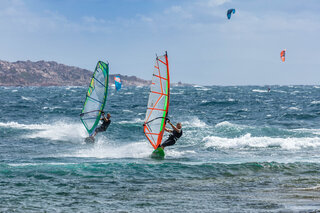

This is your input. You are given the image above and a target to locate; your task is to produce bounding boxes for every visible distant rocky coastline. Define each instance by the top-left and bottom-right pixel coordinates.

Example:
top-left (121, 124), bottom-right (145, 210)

top-left (0, 60), bottom-right (151, 86)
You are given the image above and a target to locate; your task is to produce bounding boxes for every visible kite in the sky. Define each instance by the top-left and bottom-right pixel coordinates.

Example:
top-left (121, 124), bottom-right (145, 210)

top-left (280, 49), bottom-right (286, 62)
top-left (227, 9), bottom-right (235, 20)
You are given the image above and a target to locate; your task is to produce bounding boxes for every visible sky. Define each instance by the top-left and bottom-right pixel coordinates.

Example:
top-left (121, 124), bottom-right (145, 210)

top-left (0, 0), bottom-right (320, 85)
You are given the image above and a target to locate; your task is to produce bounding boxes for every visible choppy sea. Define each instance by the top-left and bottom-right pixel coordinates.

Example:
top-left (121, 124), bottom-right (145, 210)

top-left (1, 85), bottom-right (320, 212)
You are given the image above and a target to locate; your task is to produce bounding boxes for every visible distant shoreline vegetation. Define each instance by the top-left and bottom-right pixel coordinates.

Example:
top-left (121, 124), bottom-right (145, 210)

top-left (0, 60), bottom-right (154, 87)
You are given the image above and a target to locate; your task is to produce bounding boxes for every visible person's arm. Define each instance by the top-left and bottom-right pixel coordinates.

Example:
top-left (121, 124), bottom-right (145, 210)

top-left (100, 114), bottom-right (108, 121)
top-left (165, 127), bottom-right (173, 133)
top-left (168, 121), bottom-right (179, 132)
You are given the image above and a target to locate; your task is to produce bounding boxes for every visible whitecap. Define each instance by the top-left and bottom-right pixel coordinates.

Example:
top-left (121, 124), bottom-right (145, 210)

top-left (288, 107), bottom-right (301, 111)
top-left (63, 141), bottom-right (152, 159)
top-left (0, 121), bottom-right (87, 142)
top-left (182, 117), bottom-right (207, 128)
top-left (311, 100), bottom-right (320, 105)
top-left (203, 133), bottom-right (320, 150)
top-left (118, 118), bottom-right (144, 124)
top-left (21, 96), bottom-right (35, 101)
top-left (252, 89), bottom-right (268, 93)
top-left (215, 121), bottom-right (234, 127)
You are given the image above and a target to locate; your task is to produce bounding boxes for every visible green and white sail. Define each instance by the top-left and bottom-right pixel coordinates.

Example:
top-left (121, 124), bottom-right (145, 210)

top-left (80, 61), bottom-right (109, 136)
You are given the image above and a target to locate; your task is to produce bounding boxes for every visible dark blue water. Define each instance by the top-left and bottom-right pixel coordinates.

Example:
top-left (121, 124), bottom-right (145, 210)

top-left (1, 85), bottom-right (320, 212)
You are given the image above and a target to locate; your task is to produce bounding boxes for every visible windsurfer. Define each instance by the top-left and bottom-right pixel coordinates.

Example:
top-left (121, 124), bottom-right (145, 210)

top-left (92, 111), bottom-right (111, 137)
top-left (159, 120), bottom-right (183, 149)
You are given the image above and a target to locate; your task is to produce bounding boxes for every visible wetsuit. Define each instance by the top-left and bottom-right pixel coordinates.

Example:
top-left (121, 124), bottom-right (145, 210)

top-left (95, 118), bottom-right (111, 133)
top-left (161, 129), bottom-right (183, 148)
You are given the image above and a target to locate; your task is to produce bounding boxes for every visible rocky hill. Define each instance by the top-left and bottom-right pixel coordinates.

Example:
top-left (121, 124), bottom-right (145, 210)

top-left (0, 60), bottom-right (151, 86)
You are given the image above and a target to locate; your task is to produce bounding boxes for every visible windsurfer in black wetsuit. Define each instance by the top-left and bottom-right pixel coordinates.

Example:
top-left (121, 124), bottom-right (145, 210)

top-left (159, 120), bottom-right (183, 149)
top-left (92, 111), bottom-right (111, 137)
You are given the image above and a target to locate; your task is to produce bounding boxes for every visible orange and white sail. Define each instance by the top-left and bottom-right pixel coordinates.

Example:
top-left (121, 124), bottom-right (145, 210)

top-left (144, 52), bottom-right (170, 149)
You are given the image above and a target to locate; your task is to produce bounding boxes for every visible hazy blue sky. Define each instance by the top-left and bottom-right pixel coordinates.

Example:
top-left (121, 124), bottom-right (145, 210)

top-left (1, 0), bottom-right (320, 85)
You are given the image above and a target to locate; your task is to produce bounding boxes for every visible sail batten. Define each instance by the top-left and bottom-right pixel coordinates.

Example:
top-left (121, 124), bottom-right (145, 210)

top-left (80, 61), bottom-right (109, 136)
top-left (144, 52), bottom-right (170, 149)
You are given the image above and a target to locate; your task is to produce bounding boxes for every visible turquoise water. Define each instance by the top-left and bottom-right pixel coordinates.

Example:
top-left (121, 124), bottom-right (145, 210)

top-left (1, 85), bottom-right (320, 212)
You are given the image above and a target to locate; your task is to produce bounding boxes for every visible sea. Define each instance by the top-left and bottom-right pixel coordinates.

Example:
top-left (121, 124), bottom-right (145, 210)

top-left (1, 85), bottom-right (320, 212)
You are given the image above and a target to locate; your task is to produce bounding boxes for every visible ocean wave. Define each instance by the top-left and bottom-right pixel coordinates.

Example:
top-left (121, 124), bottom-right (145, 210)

top-left (215, 121), bottom-right (235, 128)
top-left (293, 128), bottom-right (320, 136)
top-left (252, 89), bottom-right (268, 93)
top-left (283, 113), bottom-right (316, 120)
top-left (21, 96), bottom-right (35, 101)
top-left (63, 141), bottom-right (152, 159)
top-left (193, 85), bottom-right (210, 91)
top-left (273, 90), bottom-right (287, 93)
top-left (203, 133), bottom-right (320, 150)
top-left (0, 121), bottom-right (86, 142)
top-left (8, 162), bottom-right (77, 167)
top-left (288, 106), bottom-right (301, 111)
top-left (182, 117), bottom-right (207, 128)
top-left (311, 100), bottom-right (320, 105)
top-left (2, 161), bottom-right (320, 178)
top-left (200, 100), bottom-right (237, 106)
top-left (118, 118), bottom-right (144, 124)
top-left (0, 121), bottom-right (49, 130)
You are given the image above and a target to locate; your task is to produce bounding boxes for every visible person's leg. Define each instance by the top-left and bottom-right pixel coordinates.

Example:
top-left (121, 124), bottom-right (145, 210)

top-left (160, 138), bottom-right (176, 149)
top-left (93, 126), bottom-right (103, 137)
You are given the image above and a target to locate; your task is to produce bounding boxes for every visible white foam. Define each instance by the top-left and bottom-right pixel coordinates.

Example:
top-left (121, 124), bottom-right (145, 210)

top-left (122, 109), bottom-right (133, 113)
top-left (288, 106), bottom-right (301, 111)
top-left (273, 90), bottom-right (287, 93)
top-left (66, 86), bottom-right (82, 90)
top-left (215, 121), bottom-right (235, 127)
top-left (118, 118), bottom-right (144, 124)
top-left (193, 85), bottom-right (210, 91)
top-left (66, 141), bottom-right (152, 159)
top-left (27, 122), bottom-right (86, 142)
top-left (182, 117), bottom-right (207, 128)
top-left (12, 89), bottom-right (18, 92)
top-left (196, 87), bottom-right (210, 91)
top-left (0, 121), bottom-right (49, 130)
top-left (165, 149), bottom-right (196, 158)
top-left (42, 106), bottom-right (62, 110)
top-left (252, 89), bottom-right (268, 93)
top-left (298, 184), bottom-right (320, 191)
top-left (203, 133), bottom-right (320, 150)
top-left (21, 96), bottom-right (35, 101)
top-left (291, 90), bottom-right (300, 94)
top-left (0, 121), bottom-right (86, 142)
top-left (311, 100), bottom-right (320, 105)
